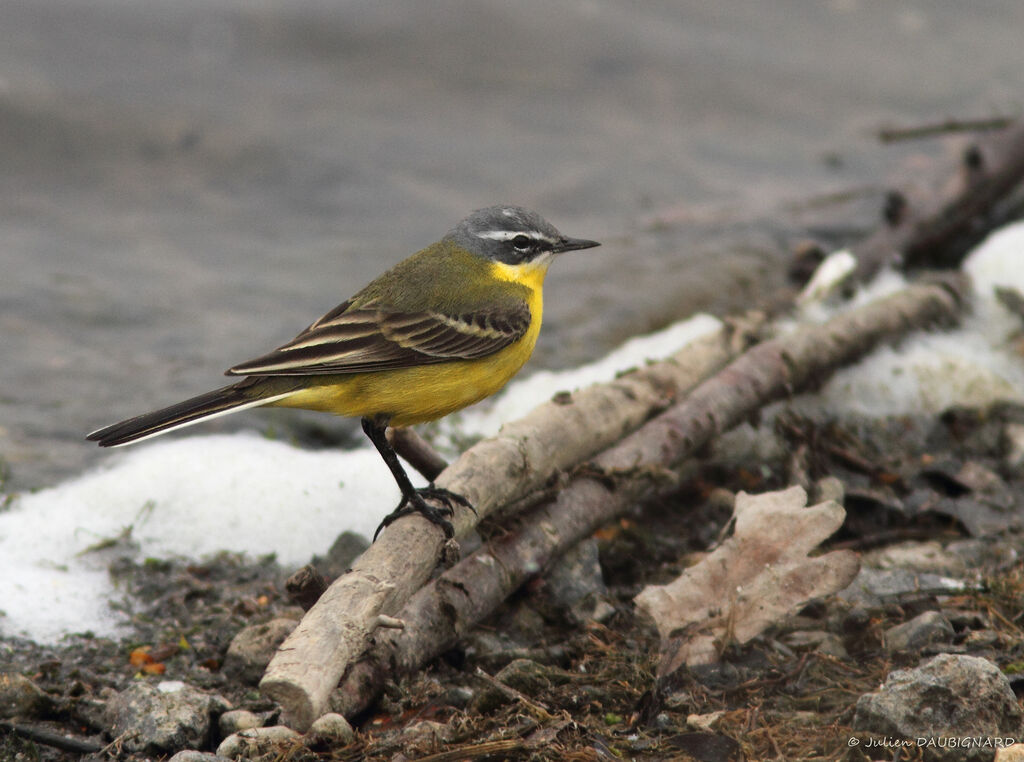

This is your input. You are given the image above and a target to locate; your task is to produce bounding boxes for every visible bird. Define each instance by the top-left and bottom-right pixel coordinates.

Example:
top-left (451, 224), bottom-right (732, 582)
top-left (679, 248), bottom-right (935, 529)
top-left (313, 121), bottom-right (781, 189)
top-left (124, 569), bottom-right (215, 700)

top-left (87, 206), bottom-right (600, 539)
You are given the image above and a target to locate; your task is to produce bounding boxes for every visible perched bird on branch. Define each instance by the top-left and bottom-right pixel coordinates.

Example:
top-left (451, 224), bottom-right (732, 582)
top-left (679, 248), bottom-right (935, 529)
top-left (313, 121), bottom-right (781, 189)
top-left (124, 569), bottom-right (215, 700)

top-left (88, 206), bottom-right (600, 539)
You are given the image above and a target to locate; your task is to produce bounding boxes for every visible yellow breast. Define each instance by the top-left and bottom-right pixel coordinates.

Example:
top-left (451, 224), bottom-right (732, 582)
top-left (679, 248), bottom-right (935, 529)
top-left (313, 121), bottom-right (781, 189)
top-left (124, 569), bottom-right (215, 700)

top-left (275, 258), bottom-right (550, 427)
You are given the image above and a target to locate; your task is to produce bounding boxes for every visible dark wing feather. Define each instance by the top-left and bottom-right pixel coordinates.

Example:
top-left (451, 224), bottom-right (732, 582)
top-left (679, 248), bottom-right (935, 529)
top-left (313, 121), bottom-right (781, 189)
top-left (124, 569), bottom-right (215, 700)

top-left (226, 301), bottom-right (531, 376)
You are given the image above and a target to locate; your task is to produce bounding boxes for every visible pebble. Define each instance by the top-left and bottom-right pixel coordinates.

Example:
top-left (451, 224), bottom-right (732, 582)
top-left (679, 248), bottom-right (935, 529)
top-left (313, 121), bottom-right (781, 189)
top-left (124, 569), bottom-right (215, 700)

top-left (839, 567), bottom-right (967, 609)
top-left (321, 531), bottom-right (371, 577)
top-left (0, 672), bottom-right (50, 719)
top-left (811, 475), bottom-right (845, 505)
top-left (222, 617), bottom-right (298, 685)
top-left (883, 610), bottom-right (955, 653)
top-left (216, 725), bottom-right (301, 759)
top-left (651, 712), bottom-right (675, 730)
top-left (686, 710), bottom-right (725, 732)
top-left (168, 752), bottom-right (234, 762)
top-left (103, 681), bottom-right (229, 755)
top-left (529, 538), bottom-right (608, 624)
top-left (308, 712), bottom-right (355, 746)
top-left (782, 630), bottom-right (848, 659)
top-left (218, 709), bottom-right (262, 736)
top-left (815, 632), bottom-right (849, 659)
top-left (965, 629), bottom-right (1001, 649)
top-left (395, 720), bottom-right (453, 756)
top-left (947, 538), bottom-right (1018, 571)
top-left (854, 654), bottom-right (1024, 762)
top-left (863, 541), bottom-right (967, 576)
top-left (1003, 422), bottom-right (1024, 472)
top-left (442, 685), bottom-right (474, 709)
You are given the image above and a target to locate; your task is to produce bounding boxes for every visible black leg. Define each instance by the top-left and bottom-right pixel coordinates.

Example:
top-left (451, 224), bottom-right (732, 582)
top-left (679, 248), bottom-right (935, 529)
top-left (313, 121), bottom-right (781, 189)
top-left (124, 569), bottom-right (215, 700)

top-left (361, 416), bottom-right (474, 540)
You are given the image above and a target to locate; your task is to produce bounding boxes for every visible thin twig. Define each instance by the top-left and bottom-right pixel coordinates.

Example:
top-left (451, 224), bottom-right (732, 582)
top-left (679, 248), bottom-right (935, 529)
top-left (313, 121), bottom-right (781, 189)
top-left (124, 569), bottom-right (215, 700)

top-left (414, 739), bottom-right (524, 762)
top-left (0, 720), bottom-right (104, 755)
top-left (877, 116), bottom-right (1015, 143)
top-left (473, 667), bottom-right (555, 722)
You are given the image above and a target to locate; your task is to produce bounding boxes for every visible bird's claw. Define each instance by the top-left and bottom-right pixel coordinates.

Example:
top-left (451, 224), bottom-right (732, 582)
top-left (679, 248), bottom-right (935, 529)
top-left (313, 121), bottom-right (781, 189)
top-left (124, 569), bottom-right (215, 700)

top-left (373, 484), bottom-right (475, 540)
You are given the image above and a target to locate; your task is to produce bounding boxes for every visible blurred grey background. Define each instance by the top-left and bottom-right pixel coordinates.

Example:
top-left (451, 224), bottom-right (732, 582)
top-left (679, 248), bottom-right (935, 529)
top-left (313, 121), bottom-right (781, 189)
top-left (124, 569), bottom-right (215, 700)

top-left (2, 0), bottom-right (1022, 489)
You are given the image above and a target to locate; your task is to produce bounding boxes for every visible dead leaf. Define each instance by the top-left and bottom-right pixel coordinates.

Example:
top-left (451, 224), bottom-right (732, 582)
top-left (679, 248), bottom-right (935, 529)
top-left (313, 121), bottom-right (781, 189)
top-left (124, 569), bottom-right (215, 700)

top-left (634, 485), bottom-right (859, 675)
top-left (128, 647), bottom-right (154, 667)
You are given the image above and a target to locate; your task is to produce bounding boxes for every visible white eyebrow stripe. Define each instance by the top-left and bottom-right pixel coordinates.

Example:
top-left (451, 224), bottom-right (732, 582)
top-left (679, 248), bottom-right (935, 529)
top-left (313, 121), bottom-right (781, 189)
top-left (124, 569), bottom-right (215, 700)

top-left (475, 230), bottom-right (557, 244)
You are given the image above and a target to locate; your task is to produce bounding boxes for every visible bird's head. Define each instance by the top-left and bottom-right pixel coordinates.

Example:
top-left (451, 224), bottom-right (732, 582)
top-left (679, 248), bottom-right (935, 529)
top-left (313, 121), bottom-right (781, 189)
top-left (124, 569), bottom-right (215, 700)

top-left (447, 205), bottom-right (600, 267)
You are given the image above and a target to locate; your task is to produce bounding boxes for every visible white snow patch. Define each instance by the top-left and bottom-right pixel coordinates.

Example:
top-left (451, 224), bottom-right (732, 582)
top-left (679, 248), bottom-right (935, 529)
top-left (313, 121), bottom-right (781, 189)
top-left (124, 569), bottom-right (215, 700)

top-left (0, 315), bottom-right (722, 642)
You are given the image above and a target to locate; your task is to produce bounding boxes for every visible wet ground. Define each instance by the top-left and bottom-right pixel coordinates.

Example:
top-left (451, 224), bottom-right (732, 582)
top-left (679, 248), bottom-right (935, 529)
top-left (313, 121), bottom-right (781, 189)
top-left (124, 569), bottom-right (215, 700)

top-left (3, 1), bottom-right (1024, 490)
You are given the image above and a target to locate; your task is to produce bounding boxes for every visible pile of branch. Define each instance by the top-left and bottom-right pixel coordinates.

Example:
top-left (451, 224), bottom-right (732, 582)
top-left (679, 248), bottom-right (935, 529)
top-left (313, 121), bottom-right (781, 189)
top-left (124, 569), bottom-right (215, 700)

top-left (261, 120), bottom-right (1024, 731)
top-left (260, 320), bottom-right (751, 730)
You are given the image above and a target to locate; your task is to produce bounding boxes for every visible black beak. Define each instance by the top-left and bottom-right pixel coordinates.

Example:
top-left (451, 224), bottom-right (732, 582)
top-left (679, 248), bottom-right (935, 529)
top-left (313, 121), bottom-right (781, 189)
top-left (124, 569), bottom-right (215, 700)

top-left (553, 236), bottom-right (601, 254)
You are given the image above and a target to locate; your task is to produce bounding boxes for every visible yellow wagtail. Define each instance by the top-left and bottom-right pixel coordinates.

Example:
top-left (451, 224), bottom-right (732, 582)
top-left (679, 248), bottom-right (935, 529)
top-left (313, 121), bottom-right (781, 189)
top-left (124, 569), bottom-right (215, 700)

top-left (88, 206), bottom-right (600, 538)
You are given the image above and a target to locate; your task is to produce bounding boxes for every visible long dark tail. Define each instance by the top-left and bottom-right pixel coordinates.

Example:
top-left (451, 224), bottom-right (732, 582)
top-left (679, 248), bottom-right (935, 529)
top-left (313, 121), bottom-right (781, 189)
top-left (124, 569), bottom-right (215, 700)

top-left (86, 379), bottom-right (296, 447)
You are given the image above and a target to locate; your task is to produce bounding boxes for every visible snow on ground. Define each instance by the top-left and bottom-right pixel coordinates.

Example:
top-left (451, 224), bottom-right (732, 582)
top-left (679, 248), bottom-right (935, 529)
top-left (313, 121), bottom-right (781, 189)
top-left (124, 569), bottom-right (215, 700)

top-left (0, 315), bottom-right (722, 642)
top-left (800, 222), bottom-right (1024, 418)
top-left (2, 223), bottom-right (1023, 644)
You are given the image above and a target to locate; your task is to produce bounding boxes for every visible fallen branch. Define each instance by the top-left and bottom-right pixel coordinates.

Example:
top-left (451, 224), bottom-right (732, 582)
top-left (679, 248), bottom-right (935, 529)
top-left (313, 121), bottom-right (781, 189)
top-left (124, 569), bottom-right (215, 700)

top-left (261, 321), bottom-right (751, 730)
top-left (330, 275), bottom-right (966, 717)
top-left (876, 116), bottom-right (1015, 144)
top-left (0, 720), bottom-right (103, 755)
top-left (854, 120), bottom-right (1024, 280)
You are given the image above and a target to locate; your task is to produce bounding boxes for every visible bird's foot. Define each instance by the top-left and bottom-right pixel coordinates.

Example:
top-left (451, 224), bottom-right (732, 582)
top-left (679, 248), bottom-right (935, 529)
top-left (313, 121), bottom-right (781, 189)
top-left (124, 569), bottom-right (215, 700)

top-left (373, 484), bottom-right (475, 540)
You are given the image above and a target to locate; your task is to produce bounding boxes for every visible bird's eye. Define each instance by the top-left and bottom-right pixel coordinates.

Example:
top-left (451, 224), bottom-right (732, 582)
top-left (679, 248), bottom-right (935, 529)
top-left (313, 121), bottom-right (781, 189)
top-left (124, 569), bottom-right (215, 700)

top-left (511, 235), bottom-right (532, 251)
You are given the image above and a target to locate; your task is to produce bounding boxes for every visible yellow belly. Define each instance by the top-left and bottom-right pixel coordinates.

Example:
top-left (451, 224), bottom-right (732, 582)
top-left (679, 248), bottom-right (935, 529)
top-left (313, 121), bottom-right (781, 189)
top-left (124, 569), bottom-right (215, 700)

top-left (272, 260), bottom-right (546, 427)
top-left (273, 332), bottom-right (537, 426)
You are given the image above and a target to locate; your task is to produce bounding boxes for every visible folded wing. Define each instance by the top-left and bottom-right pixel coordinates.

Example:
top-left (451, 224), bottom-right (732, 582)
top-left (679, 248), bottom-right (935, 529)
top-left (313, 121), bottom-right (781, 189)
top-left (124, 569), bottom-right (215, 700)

top-left (226, 300), bottom-right (531, 376)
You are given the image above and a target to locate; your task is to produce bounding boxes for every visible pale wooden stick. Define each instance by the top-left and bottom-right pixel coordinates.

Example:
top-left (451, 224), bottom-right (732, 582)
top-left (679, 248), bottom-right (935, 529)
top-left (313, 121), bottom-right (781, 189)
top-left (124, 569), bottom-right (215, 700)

top-left (330, 276), bottom-right (967, 717)
top-left (260, 321), bottom-right (749, 730)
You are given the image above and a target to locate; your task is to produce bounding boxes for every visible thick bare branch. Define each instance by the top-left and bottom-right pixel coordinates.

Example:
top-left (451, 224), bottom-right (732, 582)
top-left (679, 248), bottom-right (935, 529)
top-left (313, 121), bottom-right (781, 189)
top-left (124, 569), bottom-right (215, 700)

top-left (331, 275), bottom-right (967, 718)
top-left (260, 322), bottom-right (748, 729)
top-left (854, 121), bottom-right (1024, 280)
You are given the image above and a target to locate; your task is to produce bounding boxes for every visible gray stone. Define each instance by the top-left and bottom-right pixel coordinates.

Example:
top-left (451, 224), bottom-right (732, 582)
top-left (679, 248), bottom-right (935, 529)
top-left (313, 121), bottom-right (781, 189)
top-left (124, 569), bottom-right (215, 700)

top-left (947, 538), bottom-right (1019, 571)
top-left (218, 709), bottom-right (262, 737)
top-left (814, 632), bottom-right (849, 659)
top-left (884, 611), bottom-right (955, 653)
top-left (395, 720), bottom-right (453, 756)
top-left (222, 618), bottom-right (297, 685)
top-left (322, 531), bottom-right (371, 576)
top-left (443, 685), bottom-right (474, 709)
top-left (1003, 422), bottom-right (1024, 472)
top-left (590, 599), bottom-right (616, 623)
top-left (168, 752), bottom-right (234, 762)
top-left (651, 712), bottom-right (675, 730)
top-left (103, 681), bottom-right (228, 755)
top-left (462, 630), bottom-right (522, 665)
top-left (216, 726), bottom-right (301, 759)
top-left (863, 541), bottom-right (968, 576)
top-left (308, 712), bottom-right (355, 746)
top-left (530, 537), bottom-right (608, 624)
top-left (839, 567), bottom-right (969, 608)
top-left (965, 630), bottom-right (1001, 649)
top-left (854, 654), bottom-right (1024, 762)
top-left (0, 672), bottom-right (50, 719)
top-left (783, 630), bottom-right (848, 659)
